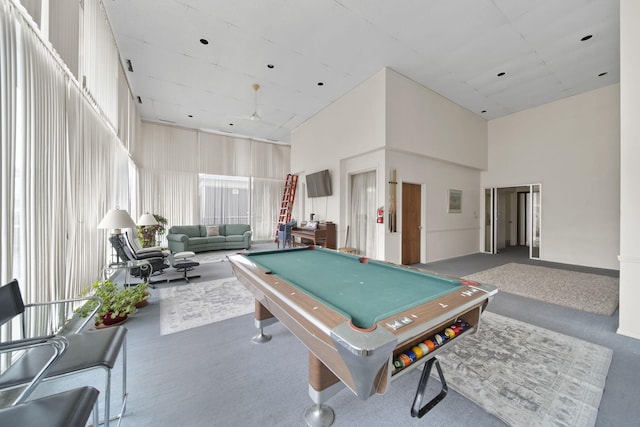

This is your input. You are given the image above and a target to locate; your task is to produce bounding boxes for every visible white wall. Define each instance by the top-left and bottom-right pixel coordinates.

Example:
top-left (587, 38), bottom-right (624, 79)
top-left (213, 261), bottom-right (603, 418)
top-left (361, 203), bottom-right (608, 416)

top-left (385, 68), bottom-right (487, 170)
top-left (383, 69), bottom-right (486, 263)
top-left (292, 68), bottom-right (487, 262)
top-left (485, 84), bottom-right (620, 270)
top-left (291, 68), bottom-right (387, 245)
top-left (385, 150), bottom-right (481, 264)
top-left (618, 0), bottom-right (640, 338)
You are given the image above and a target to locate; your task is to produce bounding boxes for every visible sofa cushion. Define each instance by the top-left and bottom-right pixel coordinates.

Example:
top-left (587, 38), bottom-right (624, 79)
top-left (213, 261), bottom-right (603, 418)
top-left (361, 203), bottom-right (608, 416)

top-left (187, 237), bottom-right (210, 246)
top-left (204, 236), bottom-right (226, 244)
top-left (225, 224), bottom-right (250, 236)
top-left (169, 225), bottom-right (203, 238)
top-left (206, 225), bottom-right (219, 236)
top-left (225, 235), bottom-right (245, 243)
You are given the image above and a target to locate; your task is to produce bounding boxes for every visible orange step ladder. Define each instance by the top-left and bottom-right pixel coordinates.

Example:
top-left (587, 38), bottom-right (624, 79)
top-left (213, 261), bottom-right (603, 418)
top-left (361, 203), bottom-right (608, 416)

top-left (275, 174), bottom-right (298, 243)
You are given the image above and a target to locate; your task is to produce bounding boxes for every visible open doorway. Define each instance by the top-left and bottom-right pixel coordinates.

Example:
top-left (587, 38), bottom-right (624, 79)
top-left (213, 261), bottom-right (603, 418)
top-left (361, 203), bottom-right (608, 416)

top-left (484, 184), bottom-right (541, 259)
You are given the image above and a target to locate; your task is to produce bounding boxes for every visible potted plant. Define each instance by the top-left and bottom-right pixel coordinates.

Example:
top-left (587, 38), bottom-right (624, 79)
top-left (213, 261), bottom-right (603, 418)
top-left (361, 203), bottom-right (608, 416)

top-left (137, 213), bottom-right (168, 248)
top-left (77, 280), bottom-right (148, 327)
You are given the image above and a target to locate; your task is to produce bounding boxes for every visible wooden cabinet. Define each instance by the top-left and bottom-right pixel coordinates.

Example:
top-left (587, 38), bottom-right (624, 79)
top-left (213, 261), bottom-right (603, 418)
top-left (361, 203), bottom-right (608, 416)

top-left (291, 222), bottom-right (336, 249)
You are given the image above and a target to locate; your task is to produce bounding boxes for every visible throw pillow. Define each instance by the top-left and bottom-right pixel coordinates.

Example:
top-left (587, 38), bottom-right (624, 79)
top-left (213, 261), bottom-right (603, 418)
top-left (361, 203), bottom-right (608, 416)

top-left (206, 225), bottom-right (220, 236)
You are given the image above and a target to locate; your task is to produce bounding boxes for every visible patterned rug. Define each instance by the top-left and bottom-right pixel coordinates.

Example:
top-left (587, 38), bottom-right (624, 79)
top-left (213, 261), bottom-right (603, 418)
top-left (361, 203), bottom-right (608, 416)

top-left (464, 263), bottom-right (619, 316)
top-left (159, 277), bottom-right (254, 335)
top-left (437, 312), bottom-right (612, 427)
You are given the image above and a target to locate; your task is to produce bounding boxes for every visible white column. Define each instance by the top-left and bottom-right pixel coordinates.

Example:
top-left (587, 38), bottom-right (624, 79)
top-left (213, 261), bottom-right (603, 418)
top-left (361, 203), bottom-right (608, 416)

top-left (618, 0), bottom-right (640, 339)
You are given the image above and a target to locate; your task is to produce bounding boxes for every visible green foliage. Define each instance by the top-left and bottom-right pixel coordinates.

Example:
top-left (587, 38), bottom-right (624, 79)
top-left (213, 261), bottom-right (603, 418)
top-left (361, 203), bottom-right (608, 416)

top-left (137, 213), bottom-right (168, 248)
top-left (76, 279), bottom-right (149, 325)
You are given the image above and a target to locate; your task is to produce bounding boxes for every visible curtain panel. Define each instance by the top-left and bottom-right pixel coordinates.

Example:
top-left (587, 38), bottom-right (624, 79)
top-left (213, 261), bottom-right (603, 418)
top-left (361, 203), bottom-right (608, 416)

top-left (1, 0), bottom-right (137, 339)
top-left (349, 170), bottom-right (377, 257)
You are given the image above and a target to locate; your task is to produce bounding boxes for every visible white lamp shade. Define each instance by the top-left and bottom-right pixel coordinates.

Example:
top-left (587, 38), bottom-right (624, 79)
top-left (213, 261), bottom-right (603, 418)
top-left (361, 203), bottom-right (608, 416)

top-left (137, 213), bottom-right (158, 226)
top-left (98, 208), bottom-right (137, 233)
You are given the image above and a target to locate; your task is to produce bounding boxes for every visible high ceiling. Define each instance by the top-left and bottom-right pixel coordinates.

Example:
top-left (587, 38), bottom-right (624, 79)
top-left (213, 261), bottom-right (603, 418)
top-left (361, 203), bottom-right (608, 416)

top-left (103, 0), bottom-right (620, 144)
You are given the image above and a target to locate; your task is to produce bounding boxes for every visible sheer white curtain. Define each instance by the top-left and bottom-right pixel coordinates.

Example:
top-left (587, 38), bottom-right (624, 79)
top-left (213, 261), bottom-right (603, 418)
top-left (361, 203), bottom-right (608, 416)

top-left (349, 170), bottom-right (377, 257)
top-left (138, 122), bottom-right (290, 241)
top-left (16, 3), bottom-right (71, 305)
top-left (199, 174), bottom-right (250, 225)
top-left (251, 178), bottom-right (285, 241)
top-left (80, 0), bottom-right (119, 126)
top-left (1, 0), bottom-right (135, 339)
top-left (1, 0), bottom-right (18, 288)
top-left (139, 169), bottom-right (199, 231)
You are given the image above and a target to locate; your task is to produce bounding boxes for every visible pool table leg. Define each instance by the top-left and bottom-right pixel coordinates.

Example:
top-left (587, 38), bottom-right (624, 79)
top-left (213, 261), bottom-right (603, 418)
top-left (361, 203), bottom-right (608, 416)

top-left (304, 353), bottom-right (344, 427)
top-left (252, 301), bottom-right (278, 344)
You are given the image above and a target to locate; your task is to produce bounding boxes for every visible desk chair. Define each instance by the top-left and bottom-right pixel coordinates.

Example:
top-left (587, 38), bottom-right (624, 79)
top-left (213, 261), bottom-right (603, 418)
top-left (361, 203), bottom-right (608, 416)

top-left (277, 220), bottom-right (297, 248)
top-left (0, 280), bottom-right (127, 427)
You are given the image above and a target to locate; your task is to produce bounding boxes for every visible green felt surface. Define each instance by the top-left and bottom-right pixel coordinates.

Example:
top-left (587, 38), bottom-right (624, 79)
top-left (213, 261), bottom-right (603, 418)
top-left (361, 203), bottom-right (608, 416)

top-left (245, 247), bottom-right (461, 329)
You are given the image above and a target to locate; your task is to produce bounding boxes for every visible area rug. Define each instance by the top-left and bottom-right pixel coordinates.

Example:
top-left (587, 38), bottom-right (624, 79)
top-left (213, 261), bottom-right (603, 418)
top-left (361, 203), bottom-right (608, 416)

top-left (159, 277), bottom-right (254, 335)
top-left (463, 263), bottom-right (618, 316)
top-left (436, 312), bottom-right (612, 427)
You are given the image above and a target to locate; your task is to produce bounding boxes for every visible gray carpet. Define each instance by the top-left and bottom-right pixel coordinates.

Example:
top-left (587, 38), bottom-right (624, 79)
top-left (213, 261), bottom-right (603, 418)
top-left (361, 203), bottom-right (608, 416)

top-left (437, 312), bottom-right (612, 427)
top-left (463, 263), bottom-right (619, 316)
top-left (157, 266), bottom-right (612, 427)
top-left (21, 246), bottom-right (640, 427)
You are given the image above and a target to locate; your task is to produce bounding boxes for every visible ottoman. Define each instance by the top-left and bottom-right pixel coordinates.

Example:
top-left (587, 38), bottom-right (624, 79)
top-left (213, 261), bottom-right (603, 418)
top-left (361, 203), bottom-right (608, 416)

top-left (171, 251), bottom-right (201, 283)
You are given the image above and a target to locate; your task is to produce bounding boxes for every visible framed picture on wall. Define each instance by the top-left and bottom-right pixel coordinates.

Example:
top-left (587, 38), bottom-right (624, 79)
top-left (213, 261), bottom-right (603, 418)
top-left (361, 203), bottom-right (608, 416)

top-left (448, 189), bottom-right (462, 213)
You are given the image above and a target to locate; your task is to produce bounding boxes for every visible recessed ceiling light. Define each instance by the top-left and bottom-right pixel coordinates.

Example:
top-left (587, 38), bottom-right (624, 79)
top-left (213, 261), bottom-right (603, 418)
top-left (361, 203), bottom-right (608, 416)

top-left (581, 34), bottom-right (593, 41)
top-left (481, 110), bottom-right (487, 114)
top-left (317, 82), bottom-right (324, 86)
top-left (188, 115), bottom-right (193, 118)
top-left (229, 123), bottom-right (234, 126)
top-left (267, 64), bottom-right (275, 69)
top-left (200, 38), bottom-right (209, 45)
top-left (598, 72), bottom-right (608, 77)
top-left (497, 72), bottom-right (506, 77)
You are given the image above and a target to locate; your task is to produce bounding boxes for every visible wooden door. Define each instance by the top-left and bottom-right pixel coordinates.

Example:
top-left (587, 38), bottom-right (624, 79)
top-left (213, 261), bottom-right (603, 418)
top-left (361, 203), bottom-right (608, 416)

top-left (402, 183), bottom-right (421, 265)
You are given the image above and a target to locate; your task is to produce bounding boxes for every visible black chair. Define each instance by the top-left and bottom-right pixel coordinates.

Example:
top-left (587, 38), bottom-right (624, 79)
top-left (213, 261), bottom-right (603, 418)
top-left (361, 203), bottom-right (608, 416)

top-left (123, 230), bottom-right (170, 258)
top-left (109, 234), bottom-right (169, 280)
top-left (0, 334), bottom-right (100, 427)
top-left (0, 386), bottom-right (99, 427)
top-left (278, 219), bottom-right (297, 248)
top-left (0, 279), bottom-right (127, 427)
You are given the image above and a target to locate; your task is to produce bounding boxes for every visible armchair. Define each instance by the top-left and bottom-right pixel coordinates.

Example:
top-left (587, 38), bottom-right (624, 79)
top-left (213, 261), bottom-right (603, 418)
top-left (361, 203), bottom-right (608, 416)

top-left (0, 279), bottom-right (127, 427)
top-left (123, 230), bottom-right (170, 257)
top-left (109, 234), bottom-right (169, 280)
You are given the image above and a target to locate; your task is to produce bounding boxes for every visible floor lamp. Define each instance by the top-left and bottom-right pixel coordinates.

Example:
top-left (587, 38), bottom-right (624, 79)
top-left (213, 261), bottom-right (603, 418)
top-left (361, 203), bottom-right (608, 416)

top-left (98, 208), bottom-right (137, 265)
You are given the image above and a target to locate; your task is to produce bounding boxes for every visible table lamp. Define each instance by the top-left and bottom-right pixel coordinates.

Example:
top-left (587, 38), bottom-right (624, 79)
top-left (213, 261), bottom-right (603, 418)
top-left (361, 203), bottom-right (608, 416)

top-left (98, 208), bottom-right (137, 264)
top-left (98, 208), bottom-right (137, 234)
top-left (137, 212), bottom-right (158, 227)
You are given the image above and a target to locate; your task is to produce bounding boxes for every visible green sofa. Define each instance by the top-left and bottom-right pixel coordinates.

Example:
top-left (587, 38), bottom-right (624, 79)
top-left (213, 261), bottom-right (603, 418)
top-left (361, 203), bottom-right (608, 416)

top-left (166, 224), bottom-right (252, 253)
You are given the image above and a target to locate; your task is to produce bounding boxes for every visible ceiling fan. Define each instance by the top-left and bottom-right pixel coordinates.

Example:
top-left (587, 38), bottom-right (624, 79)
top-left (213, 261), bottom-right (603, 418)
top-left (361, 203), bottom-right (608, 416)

top-left (228, 83), bottom-right (265, 123)
top-left (249, 83), bottom-right (261, 121)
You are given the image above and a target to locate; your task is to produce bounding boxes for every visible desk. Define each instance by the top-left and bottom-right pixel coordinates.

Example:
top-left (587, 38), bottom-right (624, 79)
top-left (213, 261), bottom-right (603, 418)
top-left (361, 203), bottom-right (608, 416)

top-left (229, 247), bottom-right (497, 426)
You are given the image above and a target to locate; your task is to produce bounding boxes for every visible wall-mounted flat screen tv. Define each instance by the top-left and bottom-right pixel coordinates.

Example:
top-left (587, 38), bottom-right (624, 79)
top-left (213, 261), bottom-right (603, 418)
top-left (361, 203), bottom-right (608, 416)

top-left (306, 169), bottom-right (332, 198)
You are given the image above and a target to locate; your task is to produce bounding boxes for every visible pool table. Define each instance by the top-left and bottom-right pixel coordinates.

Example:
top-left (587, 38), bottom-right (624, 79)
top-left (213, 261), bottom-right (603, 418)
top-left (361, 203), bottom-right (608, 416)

top-left (228, 246), bottom-right (497, 426)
